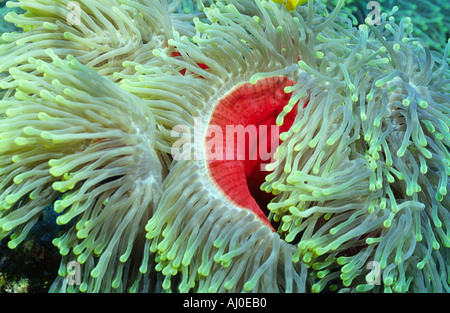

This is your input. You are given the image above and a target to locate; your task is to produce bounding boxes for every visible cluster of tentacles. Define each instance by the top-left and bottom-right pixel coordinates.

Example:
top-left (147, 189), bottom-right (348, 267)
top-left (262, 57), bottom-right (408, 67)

top-left (0, 0), bottom-right (448, 293)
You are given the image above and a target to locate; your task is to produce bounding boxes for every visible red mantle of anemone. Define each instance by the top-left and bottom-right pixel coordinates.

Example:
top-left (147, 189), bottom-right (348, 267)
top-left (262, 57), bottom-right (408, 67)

top-left (205, 76), bottom-right (298, 230)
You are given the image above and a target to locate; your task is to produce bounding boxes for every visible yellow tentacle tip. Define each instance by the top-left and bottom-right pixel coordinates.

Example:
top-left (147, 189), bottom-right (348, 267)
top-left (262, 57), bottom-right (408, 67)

top-left (271, 0), bottom-right (309, 11)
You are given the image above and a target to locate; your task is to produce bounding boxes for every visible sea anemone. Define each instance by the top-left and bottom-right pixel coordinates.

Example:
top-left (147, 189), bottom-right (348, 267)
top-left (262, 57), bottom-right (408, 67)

top-left (123, 0), bottom-right (318, 292)
top-left (130, 0), bottom-right (450, 293)
top-left (0, 0), bottom-right (448, 293)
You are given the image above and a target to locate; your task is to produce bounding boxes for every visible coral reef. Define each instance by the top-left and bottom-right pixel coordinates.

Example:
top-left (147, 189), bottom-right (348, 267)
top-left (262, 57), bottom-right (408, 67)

top-left (0, 206), bottom-right (63, 292)
top-left (0, 272), bottom-right (29, 293)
